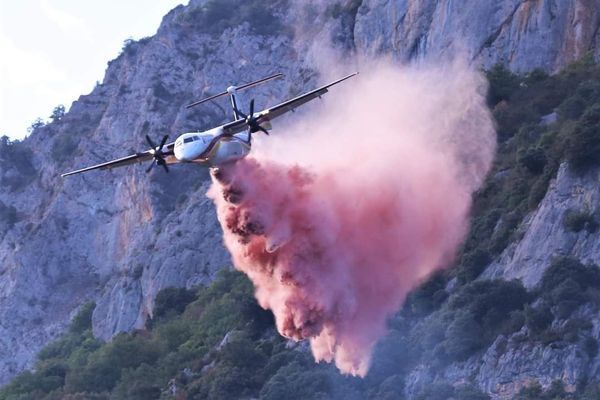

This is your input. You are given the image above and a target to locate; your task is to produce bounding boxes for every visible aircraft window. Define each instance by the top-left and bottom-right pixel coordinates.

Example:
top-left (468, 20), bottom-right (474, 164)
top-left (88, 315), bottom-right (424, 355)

top-left (184, 137), bottom-right (194, 144)
top-left (193, 136), bottom-right (200, 141)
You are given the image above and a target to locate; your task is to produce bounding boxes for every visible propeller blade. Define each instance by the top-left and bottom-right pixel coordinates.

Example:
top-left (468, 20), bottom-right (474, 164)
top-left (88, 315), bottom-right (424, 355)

top-left (145, 135), bottom-right (157, 150)
top-left (161, 162), bottom-right (169, 173)
top-left (160, 135), bottom-right (169, 149)
top-left (159, 135), bottom-right (169, 150)
top-left (259, 126), bottom-right (270, 135)
top-left (249, 99), bottom-right (255, 117)
top-left (146, 160), bottom-right (155, 173)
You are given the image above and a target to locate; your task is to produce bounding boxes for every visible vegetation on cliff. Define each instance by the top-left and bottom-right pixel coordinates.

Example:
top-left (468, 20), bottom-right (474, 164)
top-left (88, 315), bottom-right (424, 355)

top-left (3, 258), bottom-right (600, 399)
top-left (4, 57), bottom-right (600, 399)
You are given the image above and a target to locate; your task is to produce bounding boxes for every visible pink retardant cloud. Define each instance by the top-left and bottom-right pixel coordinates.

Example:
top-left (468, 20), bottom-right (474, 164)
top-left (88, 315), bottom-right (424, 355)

top-left (206, 60), bottom-right (496, 376)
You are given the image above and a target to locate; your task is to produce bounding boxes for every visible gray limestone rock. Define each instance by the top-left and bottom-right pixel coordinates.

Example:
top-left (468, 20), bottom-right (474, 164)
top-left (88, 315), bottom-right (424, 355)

top-left (3, 0), bottom-right (600, 390)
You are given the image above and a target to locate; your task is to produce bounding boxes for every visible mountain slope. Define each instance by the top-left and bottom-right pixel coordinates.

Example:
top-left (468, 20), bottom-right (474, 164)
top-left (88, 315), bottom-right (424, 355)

top-left (2, 0), bottom-right (600, 391)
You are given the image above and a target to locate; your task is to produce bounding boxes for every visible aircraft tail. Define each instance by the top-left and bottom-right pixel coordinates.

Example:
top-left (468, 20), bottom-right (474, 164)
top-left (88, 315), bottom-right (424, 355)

top-left (186, 73), bottom-right (284, 109)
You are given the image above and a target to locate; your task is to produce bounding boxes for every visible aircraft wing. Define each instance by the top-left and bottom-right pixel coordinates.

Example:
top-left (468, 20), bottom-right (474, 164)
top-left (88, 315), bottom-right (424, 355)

top-left (60, 142), bottom-right (175, 177)
top-left (221, 72), bottom-right (358, 135)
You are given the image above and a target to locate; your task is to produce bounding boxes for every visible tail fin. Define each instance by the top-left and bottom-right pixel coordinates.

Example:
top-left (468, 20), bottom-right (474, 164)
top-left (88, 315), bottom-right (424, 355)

top-left (186, 73), bottom-right (284, 109)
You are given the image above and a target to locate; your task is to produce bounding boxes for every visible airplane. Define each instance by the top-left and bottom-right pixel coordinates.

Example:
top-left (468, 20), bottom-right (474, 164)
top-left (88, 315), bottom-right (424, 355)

top-left (60, 72), bottom-right (358, 177)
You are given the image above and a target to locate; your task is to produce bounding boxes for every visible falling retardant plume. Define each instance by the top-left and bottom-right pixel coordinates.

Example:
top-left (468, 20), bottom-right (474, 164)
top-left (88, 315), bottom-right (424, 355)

top-left (206, 60), bottom-right (496, 377)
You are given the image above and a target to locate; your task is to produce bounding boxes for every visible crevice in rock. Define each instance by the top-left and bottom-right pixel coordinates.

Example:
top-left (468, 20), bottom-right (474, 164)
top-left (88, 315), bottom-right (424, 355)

top-left (473, 1), bottom-right (526, 61)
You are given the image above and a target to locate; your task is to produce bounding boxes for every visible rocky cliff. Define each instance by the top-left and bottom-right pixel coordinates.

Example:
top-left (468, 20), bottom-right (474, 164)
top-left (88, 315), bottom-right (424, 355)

top-left (355, 0), bottom-right (600, 72)
top-left (402, 162), bottom-right (600, 399)
top-left (2, 0), bottom-right (600, 394)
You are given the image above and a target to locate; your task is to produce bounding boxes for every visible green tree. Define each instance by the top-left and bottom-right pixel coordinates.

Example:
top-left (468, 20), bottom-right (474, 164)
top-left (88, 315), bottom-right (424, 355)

top-left (486, 63), bottom-right (520, 106)
top-left (50, 104), bottom-right (65, 122)
top-left (27, 117), bottom-right (45, 134)
top-left (443, 311), bottom-right (484, 360)
top-left (566, 104), bottom-right (600, 172)
top-left (152, 287), bottom-right (197, 320)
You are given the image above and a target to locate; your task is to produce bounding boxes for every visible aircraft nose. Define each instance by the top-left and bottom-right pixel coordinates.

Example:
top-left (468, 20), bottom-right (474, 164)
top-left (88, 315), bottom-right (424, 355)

top-left (174, 144), bottom-right (186, 161)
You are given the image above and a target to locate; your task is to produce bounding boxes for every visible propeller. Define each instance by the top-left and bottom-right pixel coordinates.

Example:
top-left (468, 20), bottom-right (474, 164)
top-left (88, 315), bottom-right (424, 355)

top-left (236, 99), bottom-right (270, 144)
top-left (145, 134), bottom-right (170, 173)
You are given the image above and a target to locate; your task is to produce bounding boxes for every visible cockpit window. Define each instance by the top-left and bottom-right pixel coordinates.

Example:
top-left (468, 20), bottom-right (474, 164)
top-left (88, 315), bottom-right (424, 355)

top-left (184, 137), bottom-right (194, 144)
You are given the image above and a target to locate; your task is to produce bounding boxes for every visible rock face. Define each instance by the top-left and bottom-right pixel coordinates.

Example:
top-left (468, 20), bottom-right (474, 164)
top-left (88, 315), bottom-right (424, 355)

top-left (2, 0), bottom-right (600, 389)
top-left (483, 163), bottom-right (600, 288)
top-left (355, 0), bottom-right (600, 73)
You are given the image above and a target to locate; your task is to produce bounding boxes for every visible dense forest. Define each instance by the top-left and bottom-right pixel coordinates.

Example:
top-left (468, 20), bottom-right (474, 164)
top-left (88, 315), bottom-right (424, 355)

top-left (3, 57), bottom-right (600, 399)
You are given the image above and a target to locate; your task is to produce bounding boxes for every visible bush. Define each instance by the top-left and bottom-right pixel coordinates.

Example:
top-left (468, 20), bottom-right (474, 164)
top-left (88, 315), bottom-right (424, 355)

top-left (403, 271), bottom-right (448, 316)
top-left (27, 117), bottom-right (46, 134)
top-left (70, 301), bottom-right (96, 334)
top-left (457, 248), bottom-right (491, 283)
top-left (566, 104), bottom-right (600, 172)
top-left (67, 334), bottom-right (161, 393)
top-left (517, 146), bottom-right (547, 174)
top-left (50, 104), bottom-right (65, 122)
top-left (443, 311), bottom-right (484, 359)
top-left (52, 134), bottom-right (78, 163)
top-left (153, 287), bottom-right (197, 320)
top-left (524, 304), bottom-right (553, 335)
top-left (486, 64), bottom-right (521, 106)
top-left (557, 94), bottom-right (587, 120)
top-left (181, 0), bottom-right (287, 36)
top-left (563, 209), bottom-right (598, 233)
top-left (259, 361), bottom-right (334, 400)
top-left (0, 135), bottom-right (36, 190)
top-left (539, 257), bottom-right (600, 295)
top-left (449, 280), bottom-right (530, 324)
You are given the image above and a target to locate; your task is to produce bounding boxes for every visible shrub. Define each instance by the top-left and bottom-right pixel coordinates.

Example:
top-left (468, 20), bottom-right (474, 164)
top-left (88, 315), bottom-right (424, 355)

top-left (50, 104), bottom-right (65, 122)
top-left (67, 334), bottom-right (161, 393)
top-left (566, 104), bottom-right (600, 172)
top-left (517, 146), bottom-right (547, 174)
top-left (557, 94), bottom-right (587, 120)
top-left (524, 304), bottom-right (553, 335)
top-left (0, 135), bottom-right (36, 190)
top-left (52, 133), bottom-right (78, 163)
top-left (27, 117), bottom-right (46, 134)
top-left (403, 271), bottom-right (448, 316)
top-left (486, 64), bottom-right (521, 106)
top-left (153, 287), bottom-right (197, 320)
top-left (457, 248), bottom-right (491, 283)
top-left (70, 301), bottom-right (96, 334)
top-left (181, 0), bottom-right (287, 36)
top-left (372, 374), bottom-right (405, 400)
top-left (443, 311), bottom-right (484, 359)
top-left (563, 209), bottom-right (598, 233)
top-left (539, 257), bottom-right (600, 295)
top-left (449, 280), bottom-right (530, 324)
top-left (259, 361), bottom-right (334, 400)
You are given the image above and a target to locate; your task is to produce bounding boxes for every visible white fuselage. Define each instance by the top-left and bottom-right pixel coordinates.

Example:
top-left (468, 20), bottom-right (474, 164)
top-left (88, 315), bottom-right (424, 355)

top-left (173, 127), bottom-right (250, 167)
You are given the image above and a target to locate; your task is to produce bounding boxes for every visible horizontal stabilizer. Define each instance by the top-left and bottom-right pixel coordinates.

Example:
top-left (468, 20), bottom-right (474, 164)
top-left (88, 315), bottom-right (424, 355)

top-left (186, 73), bottom-right (284, 109)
